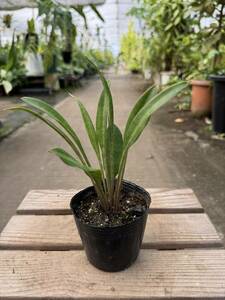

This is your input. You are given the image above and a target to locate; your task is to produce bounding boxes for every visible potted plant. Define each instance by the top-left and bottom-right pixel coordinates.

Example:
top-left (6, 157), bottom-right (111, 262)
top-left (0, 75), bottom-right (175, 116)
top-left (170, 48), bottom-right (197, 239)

top-left (0, 35), bottom-right (26, 95)
top-left (190, 1), bottom-right (225, 131)
top-left (3, 14), bottom-right (12, 29)
top-left (9, 60), bottom-right (187, 272)
top-left (129, 0), bottom-right (192, 85)
top-left (209, 45), bottom-right (225, 133)
top-left (188, 51), bottom-right (214, 117)
top-left (190, 78), bottom-right (212, 117)
top-left (120, 22), bottom-right (143, 73)
top-left (59, 11), bottom-right (76, 64)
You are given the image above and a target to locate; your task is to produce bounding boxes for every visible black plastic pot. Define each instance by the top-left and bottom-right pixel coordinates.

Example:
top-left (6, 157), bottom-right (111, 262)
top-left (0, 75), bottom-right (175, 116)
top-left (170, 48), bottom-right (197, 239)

top-left (210, 75), bottom-right (225, 133)
top-left (62, 51), bottom-right (72, 64)
top-left (70, 181), bottom-right (151, 272)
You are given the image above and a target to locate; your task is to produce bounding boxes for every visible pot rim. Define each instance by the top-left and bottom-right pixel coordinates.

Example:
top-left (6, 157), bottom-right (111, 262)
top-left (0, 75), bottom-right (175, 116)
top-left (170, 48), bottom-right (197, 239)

top-left (70, 180), bottom-right (151, 230)
top-left (209, 75), bottom-right (225, 82)
top-left (191, 79), bottom-right (212, 87)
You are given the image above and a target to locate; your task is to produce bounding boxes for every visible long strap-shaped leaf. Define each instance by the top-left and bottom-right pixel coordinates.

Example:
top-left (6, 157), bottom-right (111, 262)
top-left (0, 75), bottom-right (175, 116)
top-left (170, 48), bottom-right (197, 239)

top-left (21, 97), bottom-right (89, 165)
top-left (50, 147), bottom-right (107, 209)
top-left (96, 90), bottom-right (106, 148)
top-left (78, 100), bottom-right (100, 158)
top-left (8, 106), bottom-right (86, 163)
top-left (124, 85), bottom-right (157, 137)
top-left (87, 58), bottom-right (116, 200)
top-left (124, 81), bottom-right (188, 149)
top-left (86, 57), bottom-right (114, 124)
top-left (50, 148), bottom-right (102, 184)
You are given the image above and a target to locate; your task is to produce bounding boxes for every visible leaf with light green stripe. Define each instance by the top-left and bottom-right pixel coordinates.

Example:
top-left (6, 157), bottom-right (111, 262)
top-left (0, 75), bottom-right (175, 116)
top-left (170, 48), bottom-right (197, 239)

top-left (78, 100), bottom-right (99, 157)
top-left (124, 85), bottom-right (157, 137)
top-left (21, 97), bottom-right (88, 164)
top-left (96, 90), bottom-right (106, 149)
top-left (85, 57), bottom-right (114, 124)
top-left (124, 81), bottom-right (188, 149)
top-left (50, 148), bottom-right (102, 184)
top-left (111, 124), bottom-right (123, 176)
top-left (8, 106), bottom-right (83, 161)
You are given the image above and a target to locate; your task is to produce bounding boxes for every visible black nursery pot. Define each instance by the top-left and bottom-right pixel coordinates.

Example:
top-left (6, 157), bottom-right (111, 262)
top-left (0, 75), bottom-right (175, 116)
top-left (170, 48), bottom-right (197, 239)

top-left (70, 181), bottom-right (151, 272)
top-left (210, 75), bottom-right (225, 133)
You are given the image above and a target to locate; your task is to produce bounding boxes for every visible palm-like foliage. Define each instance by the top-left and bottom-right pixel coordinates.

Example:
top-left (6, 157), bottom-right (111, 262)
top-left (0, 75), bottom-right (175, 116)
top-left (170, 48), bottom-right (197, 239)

top-left (10, 60), bottom-right (187, 212)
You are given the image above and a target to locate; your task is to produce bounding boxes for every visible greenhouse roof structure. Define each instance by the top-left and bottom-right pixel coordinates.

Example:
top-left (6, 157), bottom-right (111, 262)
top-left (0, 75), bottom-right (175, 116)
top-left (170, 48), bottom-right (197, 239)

top-left (0, 0), bottom-right (105, 10)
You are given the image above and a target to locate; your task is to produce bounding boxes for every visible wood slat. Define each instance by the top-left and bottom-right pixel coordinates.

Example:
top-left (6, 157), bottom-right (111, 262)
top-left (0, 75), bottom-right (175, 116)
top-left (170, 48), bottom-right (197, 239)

top-left (0, 214), bottom-right (222, 250)
top-left (0, 249), bottom-right (225, 299)
top-left (17, 188), bottom-right (203, 215)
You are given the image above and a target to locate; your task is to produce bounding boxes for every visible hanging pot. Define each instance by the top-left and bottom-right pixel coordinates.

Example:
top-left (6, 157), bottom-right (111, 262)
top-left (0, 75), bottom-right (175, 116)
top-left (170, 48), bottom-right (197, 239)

top-left (62, 51), bottom-right (72, 64)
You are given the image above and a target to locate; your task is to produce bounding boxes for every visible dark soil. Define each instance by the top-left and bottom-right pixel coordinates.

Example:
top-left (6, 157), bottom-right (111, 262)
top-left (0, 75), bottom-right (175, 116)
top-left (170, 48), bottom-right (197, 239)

top-left (76, 191), bottom-right (147, 227)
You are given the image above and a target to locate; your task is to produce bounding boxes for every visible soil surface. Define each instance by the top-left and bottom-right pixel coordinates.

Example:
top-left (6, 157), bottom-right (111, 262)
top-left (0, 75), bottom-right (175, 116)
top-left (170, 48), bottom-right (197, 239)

top-left (76, 192), bottom-right (147, 227)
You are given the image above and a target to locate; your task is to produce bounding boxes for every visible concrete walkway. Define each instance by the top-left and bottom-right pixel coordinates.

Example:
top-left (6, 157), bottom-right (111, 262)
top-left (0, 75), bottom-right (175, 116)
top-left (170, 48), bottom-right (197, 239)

top-left (0, 73), bottom-right (224, 243)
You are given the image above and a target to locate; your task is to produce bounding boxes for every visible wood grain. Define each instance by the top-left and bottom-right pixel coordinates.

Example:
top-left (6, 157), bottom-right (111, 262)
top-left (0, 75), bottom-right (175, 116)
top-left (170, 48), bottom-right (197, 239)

top-left (0, 214), bottom-right (222, 250)
top-left (17, 188), bottom-right (203, 215)
top-left (0, 249), bottom-right (225, 299)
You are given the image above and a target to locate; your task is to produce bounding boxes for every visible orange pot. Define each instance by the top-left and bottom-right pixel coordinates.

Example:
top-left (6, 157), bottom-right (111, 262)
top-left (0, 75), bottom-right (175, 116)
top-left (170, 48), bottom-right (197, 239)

top-left (191, 80), bottom-right (212, 117)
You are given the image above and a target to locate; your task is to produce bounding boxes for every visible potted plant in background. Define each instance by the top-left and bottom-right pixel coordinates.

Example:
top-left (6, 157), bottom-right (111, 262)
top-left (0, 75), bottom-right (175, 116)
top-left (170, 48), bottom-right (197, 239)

top-left (120, 22), bottom-right (143, 73)
top-left (9, 60), bottom-right (187, 272)
top-left (210, 45), bottom-right (225, 133)
top-left (129, 0), bottom-right (192, 86)
top-left (2, 14), bottom-right (12, 29)
top-left (0, 34), bottom-right (26, 95)
top-left (24, 18), bottom-right (45, 78)
top-left (58, 10), bottom-right (76, 64)
top-left (190, 0), bottom-right (225, 131)
top-left (188, 50), bottom-right (215, 117)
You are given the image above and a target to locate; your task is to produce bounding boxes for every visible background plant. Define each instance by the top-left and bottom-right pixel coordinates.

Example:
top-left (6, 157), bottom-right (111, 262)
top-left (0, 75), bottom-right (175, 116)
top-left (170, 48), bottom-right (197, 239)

top-left (120, 22), bottom-right (143, 72)
top-left (9, 61), bottom-right (187, 212)
top-left (0, 35), bottom-right (26, 93)
top-left (129, 0), bottom-right (193, 72)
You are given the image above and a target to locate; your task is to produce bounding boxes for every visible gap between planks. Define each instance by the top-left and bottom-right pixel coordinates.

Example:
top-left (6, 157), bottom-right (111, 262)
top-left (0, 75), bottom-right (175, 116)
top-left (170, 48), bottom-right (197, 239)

top-left (17, 188), bottom-right (204, 215)
top-left (0, 213), bottom-right (222, 251)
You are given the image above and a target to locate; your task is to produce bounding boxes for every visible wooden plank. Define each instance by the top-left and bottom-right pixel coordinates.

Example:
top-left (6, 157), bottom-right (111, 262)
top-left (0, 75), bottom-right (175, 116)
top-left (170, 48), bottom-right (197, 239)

top-left (0, 249), bottom-right (225, 299)
top-left (0, 214), bottom-right (222, 250)
top-left (17, 188), bottom-right (203, 215)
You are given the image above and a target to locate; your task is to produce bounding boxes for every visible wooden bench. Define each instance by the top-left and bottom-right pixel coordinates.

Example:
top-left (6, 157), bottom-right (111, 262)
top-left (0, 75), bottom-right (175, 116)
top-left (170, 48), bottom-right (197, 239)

top-left (0, 188), bottom-right (225, 299)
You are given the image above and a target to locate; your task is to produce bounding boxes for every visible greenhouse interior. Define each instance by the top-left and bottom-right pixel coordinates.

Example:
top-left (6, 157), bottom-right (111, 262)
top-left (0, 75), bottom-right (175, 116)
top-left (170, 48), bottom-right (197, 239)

top-left (0, 1), bottom-right (225, 298)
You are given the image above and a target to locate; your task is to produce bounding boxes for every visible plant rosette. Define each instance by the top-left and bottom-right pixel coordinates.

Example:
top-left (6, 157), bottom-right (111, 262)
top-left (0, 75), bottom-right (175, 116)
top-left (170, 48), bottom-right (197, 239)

top-left (7, 59), bottom-right (187, 272)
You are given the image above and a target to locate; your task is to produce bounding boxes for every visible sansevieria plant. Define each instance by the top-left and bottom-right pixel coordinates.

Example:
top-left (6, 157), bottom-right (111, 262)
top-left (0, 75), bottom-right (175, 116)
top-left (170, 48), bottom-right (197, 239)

top-left (9, 60), bottom-right (187, 212)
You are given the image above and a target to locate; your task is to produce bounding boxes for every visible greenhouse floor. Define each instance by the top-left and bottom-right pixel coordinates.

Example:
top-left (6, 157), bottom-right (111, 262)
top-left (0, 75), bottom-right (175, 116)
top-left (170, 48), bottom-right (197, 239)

top-left (0, 72), bottom-right (224, 244)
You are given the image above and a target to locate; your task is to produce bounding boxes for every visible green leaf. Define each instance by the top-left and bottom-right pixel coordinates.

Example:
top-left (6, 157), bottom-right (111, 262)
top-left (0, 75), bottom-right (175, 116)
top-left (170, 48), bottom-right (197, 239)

top-left (124, 81), bottom-right (188, 148)
top-left (50, 148), bottom-right (102, 184)
top-left (124, 85), bottom-right (157, 137)
top-left (72, 5), bottom-right (88, 29)
top-left (85, 57), bottom-right (114, 124)
top-left (90, 4), bottom-right (104, 22)
top-left (50, 148), bottom-right (82, 167)
top-left (111, 125), bottom-right (123, 176)
top-left (8, 106), bottom-right (87, 163)
top-left (2, 80), bottom-right (12, 94)
top-left (21, 97), bottom-right (88, 164)
top-left (78, 100), bottom-right (99, 157)
top-left (96, 90), bottom-right (106, 148)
